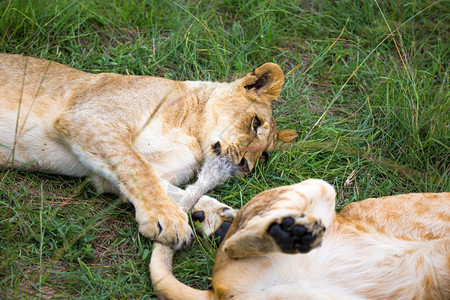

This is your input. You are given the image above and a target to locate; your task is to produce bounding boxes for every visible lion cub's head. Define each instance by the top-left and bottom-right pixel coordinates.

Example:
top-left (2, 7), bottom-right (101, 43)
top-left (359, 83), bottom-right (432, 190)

top-left (202, 63), bottom-right (297, 174)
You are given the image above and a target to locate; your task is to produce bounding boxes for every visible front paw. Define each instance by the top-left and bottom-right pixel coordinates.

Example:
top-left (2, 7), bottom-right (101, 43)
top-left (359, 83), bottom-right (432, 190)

top-left (191, 196), bottom-right (236, 247)
top-left (138, 208), bottom-right (193, 250)
top-left (268, 214), bottom-right (325, 254)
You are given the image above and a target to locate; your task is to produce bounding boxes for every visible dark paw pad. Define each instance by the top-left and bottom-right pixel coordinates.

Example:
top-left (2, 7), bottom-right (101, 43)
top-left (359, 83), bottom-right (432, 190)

top-left (191, 211), bottom-right (205, 223)
top-left (210, 221), bottom-right (232, 248)
top-left (268, 217), bottom-right (324, 254)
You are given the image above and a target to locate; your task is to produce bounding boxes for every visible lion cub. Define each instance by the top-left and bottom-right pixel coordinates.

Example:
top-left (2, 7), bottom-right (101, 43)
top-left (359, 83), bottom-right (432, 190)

top-left (151, 179), bottom-right (449, 299)
top-left (0, 53), bottom-right (296, 249)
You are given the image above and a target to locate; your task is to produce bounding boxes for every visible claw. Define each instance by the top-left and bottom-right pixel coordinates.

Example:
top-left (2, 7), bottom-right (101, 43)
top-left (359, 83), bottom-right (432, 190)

top-left (157, 222), bottom-right (163, 235)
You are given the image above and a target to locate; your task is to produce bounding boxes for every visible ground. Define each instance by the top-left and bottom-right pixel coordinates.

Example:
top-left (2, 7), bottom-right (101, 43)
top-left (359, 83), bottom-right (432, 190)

top-left (0, 0), bottom-right (448, 298)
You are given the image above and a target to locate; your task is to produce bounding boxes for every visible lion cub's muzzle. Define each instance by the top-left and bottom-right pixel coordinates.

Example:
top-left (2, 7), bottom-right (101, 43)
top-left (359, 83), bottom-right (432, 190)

top-left (212, 141), bottom-right (249, 173)
top-left (211, 141), bottom-right (268, 174)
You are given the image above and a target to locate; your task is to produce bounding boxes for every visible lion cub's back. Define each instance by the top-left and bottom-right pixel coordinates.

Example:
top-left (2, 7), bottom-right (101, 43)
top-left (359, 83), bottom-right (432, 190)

top-left (337, 192), bottom-right (450, 240)
top-left (0, 54), bottom-right (92, 173)
top-left (0, 53), bottom-right (92, 111)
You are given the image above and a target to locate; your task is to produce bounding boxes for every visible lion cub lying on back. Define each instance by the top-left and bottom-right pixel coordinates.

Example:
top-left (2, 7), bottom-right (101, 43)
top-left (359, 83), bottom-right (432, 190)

top-left (151, 179), bottom-right (450, 299)
top-left (0, 53), bottom-right (296, 249)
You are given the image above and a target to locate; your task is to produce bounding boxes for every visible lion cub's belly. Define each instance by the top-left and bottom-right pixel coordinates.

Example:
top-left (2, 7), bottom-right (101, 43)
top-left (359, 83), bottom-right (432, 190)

top-left (0, 110), bottom-right (89, 176)
top-left (222, 234), bottom-right (445, 300)
top-left (133, 117), bottom-right (202, 186)
top-left (1, 109), bottom-right (201, 186)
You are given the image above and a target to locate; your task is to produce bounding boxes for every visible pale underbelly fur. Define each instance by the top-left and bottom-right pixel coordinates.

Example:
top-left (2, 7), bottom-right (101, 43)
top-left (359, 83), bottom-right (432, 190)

top-left (226, 232), bottom-right (447, 299)
top-left (0, 112), bottom-right (200, 186)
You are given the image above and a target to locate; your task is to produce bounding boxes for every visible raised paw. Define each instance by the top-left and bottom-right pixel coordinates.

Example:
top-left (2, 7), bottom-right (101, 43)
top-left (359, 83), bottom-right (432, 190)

top-left (268, 215), bottom-right (325, 254)
top-left (137, 207), bottom-right (193, 250)
top-left (191, 195), bottom-right (236, 247)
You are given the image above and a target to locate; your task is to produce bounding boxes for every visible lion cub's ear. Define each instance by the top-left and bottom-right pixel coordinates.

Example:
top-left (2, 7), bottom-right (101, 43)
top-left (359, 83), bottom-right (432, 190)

top-left (277, 129), bottom-right (298, 143)
top-left (240, 63), bottom-right (285, 102)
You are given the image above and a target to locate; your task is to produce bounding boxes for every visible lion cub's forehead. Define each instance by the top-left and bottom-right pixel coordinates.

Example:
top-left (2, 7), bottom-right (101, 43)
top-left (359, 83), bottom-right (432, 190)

top-left (210, 96), bottom-right (274, 123)
top-left (210, 81), bottom-right (271, 105)
top-left (206, 81), bottom-right (277, 134)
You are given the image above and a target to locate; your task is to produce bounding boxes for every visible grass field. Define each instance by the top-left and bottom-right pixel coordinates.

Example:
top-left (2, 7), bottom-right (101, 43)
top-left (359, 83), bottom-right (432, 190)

top-left (0, 0), bottom-right (448, 298)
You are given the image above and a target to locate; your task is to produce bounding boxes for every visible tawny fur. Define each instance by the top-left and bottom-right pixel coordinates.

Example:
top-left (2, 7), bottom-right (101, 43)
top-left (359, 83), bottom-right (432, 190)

top-left (0, 53), bottom-right (297, 249)
top-left (150, 179), bottom-right (450, 300)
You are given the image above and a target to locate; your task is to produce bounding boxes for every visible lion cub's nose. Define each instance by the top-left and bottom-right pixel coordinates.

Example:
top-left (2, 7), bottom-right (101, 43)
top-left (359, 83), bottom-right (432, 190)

top-left (212, 141), bottom-right (221, 155)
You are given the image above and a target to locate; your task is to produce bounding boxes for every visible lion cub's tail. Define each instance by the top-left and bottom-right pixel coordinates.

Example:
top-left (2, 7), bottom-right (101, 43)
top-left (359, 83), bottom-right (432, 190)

top-left (150, 243), bottom-right (213, 300)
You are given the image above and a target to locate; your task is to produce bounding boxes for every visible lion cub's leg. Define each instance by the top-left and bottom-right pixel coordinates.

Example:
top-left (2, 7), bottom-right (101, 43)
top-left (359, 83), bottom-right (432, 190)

top-left (160, 180), bottom-right (237, 238)
top-left (91, 175), bottom-right (122, 196)
top-left (53, 115), bottom-right (192, 249)
top-left (160, 156), bottom-right (238, 243)
top-left (222, 179), bottom-right (335, 258)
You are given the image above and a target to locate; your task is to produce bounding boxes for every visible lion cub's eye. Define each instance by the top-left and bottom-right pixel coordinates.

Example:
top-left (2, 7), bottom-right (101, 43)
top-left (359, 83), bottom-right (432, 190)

top-left (252, 116), bottom-right (261, 131)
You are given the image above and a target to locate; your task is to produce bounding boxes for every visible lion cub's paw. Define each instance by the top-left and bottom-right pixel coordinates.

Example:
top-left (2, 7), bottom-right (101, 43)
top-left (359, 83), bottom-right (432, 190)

top-left (268, 214), bottom-right (325, 254)
top-left (191, 195), bottom-right (237, 247)
top-left (138, 208), bottom-right (193, 250)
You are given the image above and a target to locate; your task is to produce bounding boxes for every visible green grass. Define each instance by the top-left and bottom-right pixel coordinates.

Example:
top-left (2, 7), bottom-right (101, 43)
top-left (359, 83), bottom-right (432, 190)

top-left (1, 0), bottom-right (448, 298)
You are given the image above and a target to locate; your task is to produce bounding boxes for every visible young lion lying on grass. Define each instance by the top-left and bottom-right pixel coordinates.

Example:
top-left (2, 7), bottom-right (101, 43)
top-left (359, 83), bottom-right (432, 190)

top-left (0, 53), bottom-right (297, 249)
top-left (151, 179), bottom-right (450, 299)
